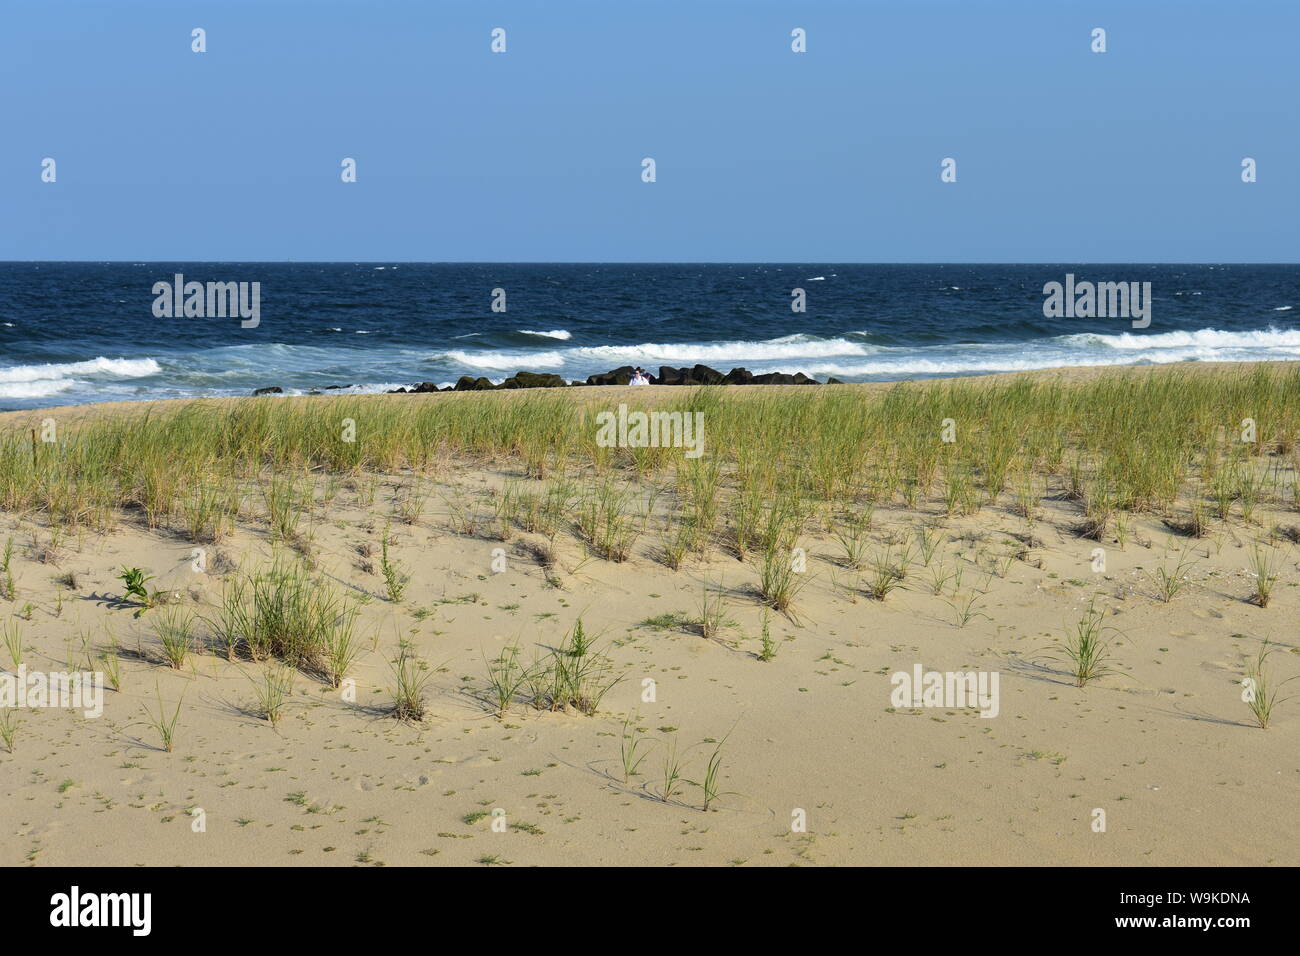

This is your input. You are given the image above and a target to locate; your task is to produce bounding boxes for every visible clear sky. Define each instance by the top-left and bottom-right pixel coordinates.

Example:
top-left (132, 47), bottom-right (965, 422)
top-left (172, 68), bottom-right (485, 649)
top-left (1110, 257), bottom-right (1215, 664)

top-left (2, 0), bottom-right (1296, 262)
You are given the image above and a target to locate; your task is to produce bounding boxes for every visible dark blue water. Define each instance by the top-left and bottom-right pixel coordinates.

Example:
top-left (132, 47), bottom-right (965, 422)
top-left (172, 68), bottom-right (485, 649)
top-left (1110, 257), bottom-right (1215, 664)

top-left (0, 263), bottom-right (1296, 410)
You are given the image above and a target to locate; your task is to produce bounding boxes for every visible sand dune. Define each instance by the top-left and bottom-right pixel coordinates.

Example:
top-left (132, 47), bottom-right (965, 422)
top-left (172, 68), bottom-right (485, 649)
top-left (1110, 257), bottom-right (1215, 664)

top-left (1, 362), bottom-right (1296, 866)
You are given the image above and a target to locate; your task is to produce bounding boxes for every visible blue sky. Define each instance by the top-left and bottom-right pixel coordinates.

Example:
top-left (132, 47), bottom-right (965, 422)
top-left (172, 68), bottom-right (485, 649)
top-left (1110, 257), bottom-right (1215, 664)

top-left (1, 0), bottom-right (1296, 262)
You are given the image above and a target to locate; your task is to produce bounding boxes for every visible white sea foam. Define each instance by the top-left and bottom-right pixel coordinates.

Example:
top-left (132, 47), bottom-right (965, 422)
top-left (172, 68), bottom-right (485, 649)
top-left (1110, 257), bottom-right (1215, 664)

top-left (435, 335), bottom-right (871, 371)
top-left (433, 328), bottom-right (1300, 380)
top-left (314, 383), bottom-right (409, 395)
top-left (10, 320), bottom-right (1300, 409)
top-left (1057, 327), bottom-right (1300, 350)
top-left (518, 329), bottom-right (573, 340)
top-left (567, 335), bottom-right (869, 365)
top-left (436, 349), bottom-right (568, 370)
top-left (0, 379), bottom-right (76, 400)
top-left (0, 357), bottom-right (161, 384)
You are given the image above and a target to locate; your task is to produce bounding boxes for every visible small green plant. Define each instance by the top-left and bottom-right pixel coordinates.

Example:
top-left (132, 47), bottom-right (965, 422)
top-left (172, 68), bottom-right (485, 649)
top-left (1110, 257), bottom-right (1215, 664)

top-left (1242, 640), bottom-right (1296, 730)
top-left (0, 711), bottom-right (18, 753)
top-left (380, 527), bottom-right (408, 602)
top-left (700, 728), bottom-right (735, 812)
top-left (1168, 497), bottom-right (1210, 538)
top-left (758, 542), bottom-right (809, 614)
top-left (140, 681), bottom-right (185, 752)
top-left (262, 477), bottom-right (303, 542)
top-left (1013, 475), bottom-right (1040, 519)
top-left (833, 510), bottom-right (873, 570)
top-left (927, 562), bottom-right (956, 595)
top-left (1238, 466), bottom-right (1263, 523)
top-left (153, 607), bottom-right (196, 669)
top-left (0, 537), bottom-right (15, 601)
top-left (659, 735), bottom-right (685, 803)
top-left (206, 574), bottom-right (252, 661)
top-left (1247, 544), bottom-right (1279, 608)
top-left (915, 525), bottom-right (941, 565)
top-left (757, 609), bottom-right (778, 662)
top-left (182, 485), bottom-right (233, 544)
top-left (619, 712), bottom-right (654, 783)
top-left (578, 481), bottom-right (640, 561)
top-left (659, 517), bottom-right (692, 570)
top-left (865, 547), bottom-right (906, 601)
top-left (1052, 602), bottom-right (1127, 688)
top-left (638, 611), bottom-right (691, 632)
top-left (696, 581), bottom-right (734, 640)
top-left (98, 638), bottom-right (122, 692)
top-left (1146, 549), bottom-right (1198, 603)
top-left (118, 567), bottom-right (155, 608)
top-left (483, 640), bottom-right (529, 716)
top-left (393, 479), bottom-right (428, 526)
top-left (528, 618), bottom-right (624, 715)
top-left (1, 619), bottom-right (22, 669)
top-left (1076, 482), bottom-right (1116, 541)
top-left (250, 666), bottom-right (295, 728)
top-left (321, 609), bottom-right (362, 688)
top-left (948, 590), bottom-right (990, 628)
top-left (389, 640), bottom-right (432, 722)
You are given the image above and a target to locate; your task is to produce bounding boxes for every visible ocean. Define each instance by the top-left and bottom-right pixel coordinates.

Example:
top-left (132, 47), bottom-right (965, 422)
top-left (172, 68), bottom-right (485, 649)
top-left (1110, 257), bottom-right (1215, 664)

top-left (0, 262), bottom-right (1296, 411)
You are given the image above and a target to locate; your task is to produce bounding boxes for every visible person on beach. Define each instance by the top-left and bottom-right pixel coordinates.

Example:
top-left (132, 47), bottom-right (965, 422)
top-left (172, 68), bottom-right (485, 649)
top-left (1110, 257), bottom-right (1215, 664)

top-left (629, 367), bottom-right (651, 385)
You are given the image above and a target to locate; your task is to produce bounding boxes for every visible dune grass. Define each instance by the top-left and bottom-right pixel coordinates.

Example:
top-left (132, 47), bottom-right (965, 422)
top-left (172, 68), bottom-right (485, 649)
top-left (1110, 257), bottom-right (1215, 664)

top-left (6, 367), bottom-right (1298, 551)
top-left (5, 367), bottom-right (1300, 665)
top-left (1, 365), bottom-right (1296, 756)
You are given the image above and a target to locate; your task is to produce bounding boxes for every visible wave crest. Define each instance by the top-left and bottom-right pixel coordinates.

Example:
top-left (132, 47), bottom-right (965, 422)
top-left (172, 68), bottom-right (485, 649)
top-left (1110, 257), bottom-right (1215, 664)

top-left (0, 356), bottom-right (161, 384)
top-left (1057, 327), bottom-right (1300, 350)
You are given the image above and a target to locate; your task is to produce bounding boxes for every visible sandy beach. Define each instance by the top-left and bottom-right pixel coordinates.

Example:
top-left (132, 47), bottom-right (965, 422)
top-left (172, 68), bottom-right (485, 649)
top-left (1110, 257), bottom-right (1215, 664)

top-left (0, 362), bottom-right (1296, 867)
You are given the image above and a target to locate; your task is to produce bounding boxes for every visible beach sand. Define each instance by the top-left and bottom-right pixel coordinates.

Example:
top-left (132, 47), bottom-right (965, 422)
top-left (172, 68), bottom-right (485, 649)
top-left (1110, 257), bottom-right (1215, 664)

top-left (0, 362), bottom-right (1296, 867)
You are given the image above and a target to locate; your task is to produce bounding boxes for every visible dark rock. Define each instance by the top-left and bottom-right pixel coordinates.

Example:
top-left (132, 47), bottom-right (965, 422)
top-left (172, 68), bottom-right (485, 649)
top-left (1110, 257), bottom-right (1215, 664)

top-left (653, 364), bottom-right (726, 386)
top-left (689, 364), bottom-right (726, 385)
top-left (252, 386), bottom-right (283, 396)
top-left (308, 364), bottom-right (830, 396)
top-left (586, 365), bottom-right (636, 386)
top-left (500, 371), bottom-right (568, 389)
